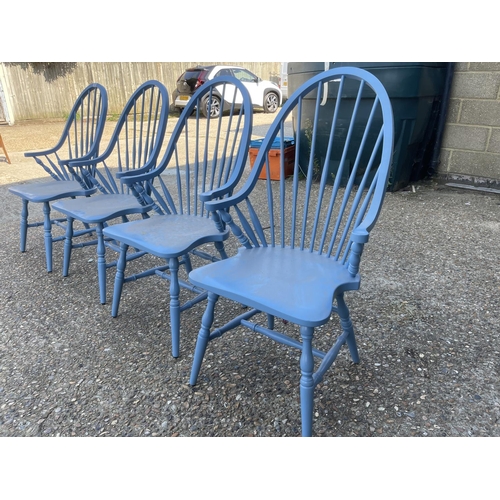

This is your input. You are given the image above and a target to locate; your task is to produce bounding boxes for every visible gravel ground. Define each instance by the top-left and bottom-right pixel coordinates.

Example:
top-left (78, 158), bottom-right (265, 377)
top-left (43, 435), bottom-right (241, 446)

top-left (0, 116), bottom-right (499, 438)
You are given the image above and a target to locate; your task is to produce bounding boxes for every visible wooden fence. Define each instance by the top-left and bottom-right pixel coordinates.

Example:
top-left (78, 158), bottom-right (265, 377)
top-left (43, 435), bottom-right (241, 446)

top-left (0, 62), bottom-right (281, 122)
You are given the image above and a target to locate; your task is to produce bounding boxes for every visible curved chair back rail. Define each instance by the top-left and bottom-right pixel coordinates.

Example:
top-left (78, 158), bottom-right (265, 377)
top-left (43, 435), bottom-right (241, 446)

top-left (187, 67), bottom-right (395, 436)
top-left (8, 83), bottom-right (108, 272)
top-left (101, 75), bottom-right (253, 358)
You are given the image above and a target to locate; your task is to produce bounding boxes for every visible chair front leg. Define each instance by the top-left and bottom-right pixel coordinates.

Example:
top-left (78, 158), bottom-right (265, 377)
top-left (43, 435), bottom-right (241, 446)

top-left (111, 242), bottom-right (129, 318)
top-left (20, 199), bottom-right (29, 253)
top-left (300, 325), bottom-right (315, 437)
top-left (169, 257), bottom-right (180, 358)
top-left (190, 292), bottom-right (219, 386)
top-left (95, 223), bottom-right (107, 305)
top-left (42, 201), bottom-right (53, 272)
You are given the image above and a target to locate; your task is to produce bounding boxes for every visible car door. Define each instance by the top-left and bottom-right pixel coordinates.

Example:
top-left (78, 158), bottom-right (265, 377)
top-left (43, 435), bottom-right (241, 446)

top-left (231, 68), bottom-right (263, 107)
top-left (212, 68), bottom-right (240, 105)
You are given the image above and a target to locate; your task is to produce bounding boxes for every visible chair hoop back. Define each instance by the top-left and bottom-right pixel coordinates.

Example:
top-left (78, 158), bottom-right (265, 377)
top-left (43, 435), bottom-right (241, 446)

top-left (121, 76), bottom-right (253, 218)
top-left (24, 83), bottom-right (108, 182)
top-left (210, 67), bottom-right (394, 273)
top-left (78, 80), bottom-right (169, 195)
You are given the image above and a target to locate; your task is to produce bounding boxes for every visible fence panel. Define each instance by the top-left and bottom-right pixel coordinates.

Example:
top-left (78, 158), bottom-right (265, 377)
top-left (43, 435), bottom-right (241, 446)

top-left (1, 62), bottom-right (281, 121)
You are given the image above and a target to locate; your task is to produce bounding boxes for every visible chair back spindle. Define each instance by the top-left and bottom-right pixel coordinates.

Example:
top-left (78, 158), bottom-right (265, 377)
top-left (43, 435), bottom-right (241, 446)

top-left (216, 68), bottom-right (394, 278)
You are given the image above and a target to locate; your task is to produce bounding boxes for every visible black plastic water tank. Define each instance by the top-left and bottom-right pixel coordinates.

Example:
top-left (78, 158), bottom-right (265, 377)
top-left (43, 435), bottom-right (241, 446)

top-left (287, 62), bottom-right (449, 191)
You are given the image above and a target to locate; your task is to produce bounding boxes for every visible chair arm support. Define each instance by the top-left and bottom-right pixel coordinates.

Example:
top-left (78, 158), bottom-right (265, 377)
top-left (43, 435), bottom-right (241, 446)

top-left (203, 192), bottom-right (242, 212)
top-left (199, 175), bottom-right (241, 202)
top-left (116, 157), bottom-right (164, 183)
top-left (24, 147), bottom-right (61, 158)
top-left (199, 155), bottom-right (249, 203)
top-left (203, 172), bottom-right (255, 211)
top-left (350, 227), bottom-right (370, 244)
top-left (58, 151), bottom-right (99, 167)
top-left (199, 186), bottom-right (232, 202)
top-left (68, 156), bottom-right (102, 168)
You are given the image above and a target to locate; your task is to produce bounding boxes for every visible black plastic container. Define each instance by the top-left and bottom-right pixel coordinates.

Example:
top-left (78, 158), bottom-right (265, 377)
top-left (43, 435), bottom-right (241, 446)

top-left (287, 62), bottom-right (449, 191)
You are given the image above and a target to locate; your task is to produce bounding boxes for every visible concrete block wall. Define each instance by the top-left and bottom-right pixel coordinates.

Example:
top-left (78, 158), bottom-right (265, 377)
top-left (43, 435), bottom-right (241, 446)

top-left (438, 62), bottom-right (500, 186)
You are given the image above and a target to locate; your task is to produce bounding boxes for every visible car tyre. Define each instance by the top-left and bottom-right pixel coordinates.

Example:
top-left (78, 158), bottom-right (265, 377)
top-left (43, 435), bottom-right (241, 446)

top-left (263, 91), bottom-right (279, 113)
top-left (201, 95), bottom-right (221, 118)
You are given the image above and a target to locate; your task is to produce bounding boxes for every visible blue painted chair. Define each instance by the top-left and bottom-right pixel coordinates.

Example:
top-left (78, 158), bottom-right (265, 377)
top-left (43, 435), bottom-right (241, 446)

top-left (101, 76), bottom-right (253, 358)
top-left (188, 67), bottom-right (395, 436)
top-left (8, 83), bottom-right (108, 272)
top-left (51, 80), bottom-right (169, 305)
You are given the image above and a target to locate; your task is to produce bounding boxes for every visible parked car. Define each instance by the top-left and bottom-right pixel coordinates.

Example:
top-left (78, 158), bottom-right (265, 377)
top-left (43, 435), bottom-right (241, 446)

top-left (172, 65), bottom-right (282, 117)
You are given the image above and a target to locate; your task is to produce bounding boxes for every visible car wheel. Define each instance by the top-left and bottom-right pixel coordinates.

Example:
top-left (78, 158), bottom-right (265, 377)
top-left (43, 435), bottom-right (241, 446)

top-left (201, 95), bottom-right (221, 118)
top-left (263, 91), bottom-right (279, 113)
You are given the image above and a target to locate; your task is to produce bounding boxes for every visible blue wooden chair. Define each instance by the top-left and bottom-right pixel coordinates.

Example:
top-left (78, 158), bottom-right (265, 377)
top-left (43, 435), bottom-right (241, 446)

top-left (188, 67), bottom-right (395, 436)
top-left (101, 76), bottom-right (253, 358)
top-left (8, 83), bottom-right (108, 272)
top-left (51, 80), bottom-right (169, 305)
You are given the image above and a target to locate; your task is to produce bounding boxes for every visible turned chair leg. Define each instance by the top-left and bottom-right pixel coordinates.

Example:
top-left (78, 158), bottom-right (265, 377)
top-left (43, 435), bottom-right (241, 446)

top-left (95, 223), bottom-right (107, 305)
top-left (63, 217), bottom-right (74, 277)
top-left (214, 240), bottom-right (228, 260)
top-left (299, 325), bottom-right (315, 437)
top-left (20, 199), bottom-right (29, 253)
top-left (190, 292), bottom-right (219, 385)
top-left (42, 202), bottom-right (53, 272)
top-left (111, 243), bottom-right (129, 318)
top-left (169, 257), bottom-right (181, 358)
top-left (336, 293), bottom-right (360, 364)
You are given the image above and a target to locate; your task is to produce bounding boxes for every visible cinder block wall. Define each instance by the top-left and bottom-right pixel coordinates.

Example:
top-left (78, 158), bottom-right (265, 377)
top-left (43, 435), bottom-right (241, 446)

top-left (438, 62), bottom-right (500, 186)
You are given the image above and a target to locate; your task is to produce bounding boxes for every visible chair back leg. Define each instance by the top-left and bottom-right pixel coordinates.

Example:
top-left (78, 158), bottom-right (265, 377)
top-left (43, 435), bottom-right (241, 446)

top-left (20, 199), bottom-right (29, 252)
top-left (63, 218), bottom-right (74, 277)
top-left (111, 243), bottom-right (129, 318)
top-left (336, 293), bottom-right (360, 363)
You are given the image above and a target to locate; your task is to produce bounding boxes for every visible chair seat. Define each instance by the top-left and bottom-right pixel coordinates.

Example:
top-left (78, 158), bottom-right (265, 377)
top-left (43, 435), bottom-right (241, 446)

top-left (103, 214), bottom-right (229, 259)
top-left (8, 180), bottom-right (96, 202)
top-left (189, 246), bottom-right (361, 327)
top-left (52, 194), bottom-right (151, 224)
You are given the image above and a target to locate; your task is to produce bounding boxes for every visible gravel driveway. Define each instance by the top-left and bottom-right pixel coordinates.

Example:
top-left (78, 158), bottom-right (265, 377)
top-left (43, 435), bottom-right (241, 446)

top-left (0, 115), bottom-right (499, 438)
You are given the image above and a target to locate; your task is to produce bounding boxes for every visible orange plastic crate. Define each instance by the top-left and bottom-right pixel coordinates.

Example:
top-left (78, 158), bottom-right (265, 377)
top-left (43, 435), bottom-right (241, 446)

top-left (249, 145), bottom-right (295, 181)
